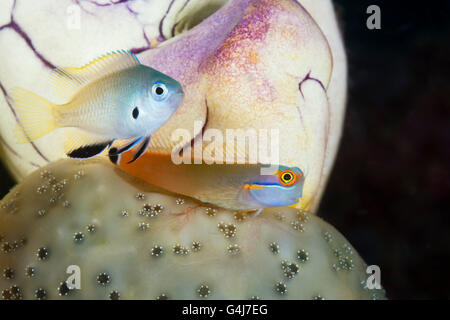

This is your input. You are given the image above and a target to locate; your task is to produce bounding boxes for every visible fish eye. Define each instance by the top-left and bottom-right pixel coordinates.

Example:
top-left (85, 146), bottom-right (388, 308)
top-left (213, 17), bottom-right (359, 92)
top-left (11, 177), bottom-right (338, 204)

top-left (279, 170), bottom-right (297, 186)
top-left (151, 82), bottom-right (168, 101)
top-left (132, 106), bottom-right (139, 119)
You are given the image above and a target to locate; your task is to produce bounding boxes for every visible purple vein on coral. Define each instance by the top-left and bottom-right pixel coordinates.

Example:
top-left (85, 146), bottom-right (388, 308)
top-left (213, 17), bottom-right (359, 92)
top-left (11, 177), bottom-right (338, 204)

top-left (72, 0), bottom-right (132, 16)
top-left (72, 0), bottom-right (155, 54)
top-left (159, 0), bottom-right (177, 41)
top-left (0, 0), bottom-right (51, 163)
top-left (0, 135), bottom-right (40, 168)
top-left (125, 2), bottom-right (138, 16)
top-left (129, 0), bottom-right (182, 53)
top-left (297, 71), bottom-right (330, 195)
top-left (171, 0), bottom-right (191, 37)
top-left (73, 0), bottom-right (131, 7)
top-left (179, 0), bottom-right (191, 14)
top-left (0, 0), bottom-right (55, 69)
top-left (129, 30), bottom-right (151, 54)
top-left (0, 81), bottom-right (49, 165)
top-left (8, 20), bottom-right (55, 69)
top-left (177, 98), bottom-right (209, 159)
top-left (171, 21), bottom-right (180, 38)
top-left (297, 70), bottom-right (329, 137)
top-left (298, 71), bottom-right (326, 98)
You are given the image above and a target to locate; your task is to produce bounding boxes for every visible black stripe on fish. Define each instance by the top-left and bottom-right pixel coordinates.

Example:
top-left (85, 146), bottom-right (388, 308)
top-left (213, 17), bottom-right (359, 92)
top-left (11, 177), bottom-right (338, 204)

top-left (109, 136), bottom-right (143, 156)
top-left (108, 147), bottom-right (121, 164)
top-left (67, 140), bottom-right (114, 159)
top-left (127, 136), bottom-right (151, 164)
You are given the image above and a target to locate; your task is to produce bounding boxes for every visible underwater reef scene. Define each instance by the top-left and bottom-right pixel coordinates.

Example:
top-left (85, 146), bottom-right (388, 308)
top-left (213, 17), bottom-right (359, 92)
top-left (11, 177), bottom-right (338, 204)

top-left (1, 0), bottom-right (448, 300)
top-left (0, 0), bottom-right (367, 300)
top-left (0, 0), bottom-right (346, 213)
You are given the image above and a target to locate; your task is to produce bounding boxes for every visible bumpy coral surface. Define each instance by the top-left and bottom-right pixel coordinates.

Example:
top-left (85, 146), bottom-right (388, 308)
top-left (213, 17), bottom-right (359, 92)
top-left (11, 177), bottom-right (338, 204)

top-left (0, 159), bottom-right (385, 299)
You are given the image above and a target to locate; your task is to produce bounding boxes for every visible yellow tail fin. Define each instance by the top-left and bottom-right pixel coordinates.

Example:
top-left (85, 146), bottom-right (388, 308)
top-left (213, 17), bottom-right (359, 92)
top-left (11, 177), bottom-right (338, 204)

top-left (12, 88), bottom-right (56, 143)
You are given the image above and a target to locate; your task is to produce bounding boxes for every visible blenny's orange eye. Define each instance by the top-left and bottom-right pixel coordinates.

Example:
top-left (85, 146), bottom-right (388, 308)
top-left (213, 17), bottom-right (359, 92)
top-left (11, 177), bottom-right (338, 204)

top-left (279, 170), bottom-right (297, 186)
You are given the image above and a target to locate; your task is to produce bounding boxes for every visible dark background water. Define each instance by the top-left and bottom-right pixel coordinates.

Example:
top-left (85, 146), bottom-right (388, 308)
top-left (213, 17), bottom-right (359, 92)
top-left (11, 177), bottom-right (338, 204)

top-left (320, 0), bottom-right (450, 299)
top-left (0, 0), bottom-right (449, 299)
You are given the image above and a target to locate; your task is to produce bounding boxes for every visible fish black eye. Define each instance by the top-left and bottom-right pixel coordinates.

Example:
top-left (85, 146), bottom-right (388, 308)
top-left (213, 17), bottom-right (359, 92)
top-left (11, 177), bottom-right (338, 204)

top-left (155, 86), bottom-right (164, 95)
top-left (151, 82), bottom-right (168, 101)
top-left (132, 107), bottom-right (139, 119)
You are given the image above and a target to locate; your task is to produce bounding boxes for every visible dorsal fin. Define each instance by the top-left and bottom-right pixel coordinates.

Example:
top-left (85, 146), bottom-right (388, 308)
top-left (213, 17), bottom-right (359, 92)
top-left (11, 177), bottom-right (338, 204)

top-left (50, 50), bottom-right (140, 101)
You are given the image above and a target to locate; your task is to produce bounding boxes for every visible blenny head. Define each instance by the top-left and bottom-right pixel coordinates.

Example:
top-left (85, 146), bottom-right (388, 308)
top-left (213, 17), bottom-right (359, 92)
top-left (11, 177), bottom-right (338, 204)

top-left (240, 166), bottom-right (305, 208)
